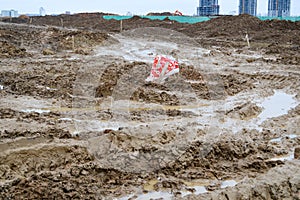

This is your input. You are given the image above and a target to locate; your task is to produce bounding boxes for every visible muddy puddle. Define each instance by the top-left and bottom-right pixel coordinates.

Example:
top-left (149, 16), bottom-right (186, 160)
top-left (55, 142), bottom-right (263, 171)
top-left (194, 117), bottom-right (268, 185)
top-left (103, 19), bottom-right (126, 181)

top-left (12, 89), bottom-right (299, 137)
top-left (270, 134), bottom-right (298, 143)
top-left (21, 108), bottom-right (51, 114)
top-left (268, 152), bottom-right (295, 162)
top-left (219, 90), bottom-right (299, 133)
top-left (258, 90), bottom-right (298, 123)
top-left (96, 30), bottom-right (210, 66)
top-left (118, 178), bottom-right (239, 200)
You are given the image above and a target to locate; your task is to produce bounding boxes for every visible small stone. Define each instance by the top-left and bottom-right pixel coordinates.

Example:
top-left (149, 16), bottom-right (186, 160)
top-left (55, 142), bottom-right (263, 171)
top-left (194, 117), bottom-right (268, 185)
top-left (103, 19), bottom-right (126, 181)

top-left (81, 170), bottom-right (89, 175)
top-left (294, 147), bottom-right (300, 159)
top-left (42, 48), bottom-right (55, 55)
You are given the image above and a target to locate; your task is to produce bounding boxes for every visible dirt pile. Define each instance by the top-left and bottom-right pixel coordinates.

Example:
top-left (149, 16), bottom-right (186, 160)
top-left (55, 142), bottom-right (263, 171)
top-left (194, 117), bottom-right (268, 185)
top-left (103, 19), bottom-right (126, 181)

top-left (194, 14), bottom-right (264, 37)
top-left (46, 27), bottom-right (110, 52)
top-left (147, 12), bottom-right (173, 16)
top-left (0, 23), bottom-right (111, 55)
top-left (0, 144), bottom-right (135, 199)
top-left (4, 13), bottom-right (299, 64)
top-left (0, 66), bottom-right (77, 99)
top-left (159, 129), bottom-right (288, 181)
top-left (0, 41), bottom-right (29, 58)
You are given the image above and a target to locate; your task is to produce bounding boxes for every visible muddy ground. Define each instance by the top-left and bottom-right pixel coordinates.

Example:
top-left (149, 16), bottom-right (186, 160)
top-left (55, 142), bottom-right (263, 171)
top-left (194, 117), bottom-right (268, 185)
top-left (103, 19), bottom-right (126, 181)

top-left (0, 14), bottom-right (300, 199)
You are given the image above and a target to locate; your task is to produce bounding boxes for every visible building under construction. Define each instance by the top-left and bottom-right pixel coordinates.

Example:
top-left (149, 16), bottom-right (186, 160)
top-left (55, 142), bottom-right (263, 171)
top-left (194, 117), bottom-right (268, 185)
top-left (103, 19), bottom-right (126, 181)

top-left (197, 0), bottom-right (220, 16)
top-left (239, 0), bottom-right (257, 16)
top-left (268, 0), bottom-right (291, 17)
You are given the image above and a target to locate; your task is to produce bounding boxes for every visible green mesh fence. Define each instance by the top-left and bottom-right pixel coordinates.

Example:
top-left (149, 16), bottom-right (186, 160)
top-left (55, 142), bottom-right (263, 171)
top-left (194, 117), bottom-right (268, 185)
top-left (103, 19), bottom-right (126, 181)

top-left (103, 15), bottom-right (211, 24)
top-left (103, 15), bottom-right (300, 24)
top-left (258, 16), bottom-right (300, 22)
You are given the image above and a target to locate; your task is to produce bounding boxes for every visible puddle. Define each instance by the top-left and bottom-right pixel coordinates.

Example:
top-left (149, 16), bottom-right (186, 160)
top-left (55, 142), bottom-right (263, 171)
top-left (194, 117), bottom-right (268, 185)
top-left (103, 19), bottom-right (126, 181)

top-left (96, 36), bottom-right (177, 63)
top-left (73, 119), bottom-right (125, 134)
top-left (258, 91), bottom-right (298, 122)
top-left (21, 108), bottom-right (50, 114)
top-left (268, 150), bottom-right (295, 162)
top-left (96, 35), bottom-right (209, 65)
top-left (217, 91), bottom-right (298, 133)
top-left (270, 134), bottom-right (298, 143)
top-left (119, 191), bottom-right (173, 200)
top-left (220, 180), bottom-right (238, 189)
top-left (47, 102), bottom-right (207, 113)
top-left (118, 178), bottom-right (240, 200)
top-left (118, 186), bottom-right (207, 200)
top-left (181, 186), bottom-right (208, 197)
top-left (59, 117), bottom-right (73, 121)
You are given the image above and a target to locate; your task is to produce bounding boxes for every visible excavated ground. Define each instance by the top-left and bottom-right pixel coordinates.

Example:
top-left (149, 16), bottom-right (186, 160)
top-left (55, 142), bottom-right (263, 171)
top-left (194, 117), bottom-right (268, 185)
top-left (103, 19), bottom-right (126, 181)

top-left (0, 14), bottom-right (300, 199)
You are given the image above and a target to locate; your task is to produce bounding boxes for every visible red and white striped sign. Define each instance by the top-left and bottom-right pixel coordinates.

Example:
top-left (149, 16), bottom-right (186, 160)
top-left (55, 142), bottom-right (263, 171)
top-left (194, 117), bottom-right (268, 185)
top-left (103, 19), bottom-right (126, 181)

top-left (146, 55), bottom-right (179, 82)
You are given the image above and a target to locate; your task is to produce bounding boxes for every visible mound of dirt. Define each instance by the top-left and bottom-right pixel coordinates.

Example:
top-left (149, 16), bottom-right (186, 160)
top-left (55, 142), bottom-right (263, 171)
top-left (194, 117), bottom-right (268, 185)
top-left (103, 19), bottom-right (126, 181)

top-left (131, 88), bottom-right (180, 105)
top-left (159, 130), bottom-right (285, 181)
top-left (0, 41), bottom-right (29, 58)
top-left (147, 12), bottom-right (173, 16)
top-left (198, 14), bottom-right (264, 36)
top-left (0, 67), bottom-right (77, 99)
top-left (47, 27), bottom-right (110, 52)
top-left (95, 61), bottom-right (150, 98)
top-left (0, 23), bottom-right (111, 55)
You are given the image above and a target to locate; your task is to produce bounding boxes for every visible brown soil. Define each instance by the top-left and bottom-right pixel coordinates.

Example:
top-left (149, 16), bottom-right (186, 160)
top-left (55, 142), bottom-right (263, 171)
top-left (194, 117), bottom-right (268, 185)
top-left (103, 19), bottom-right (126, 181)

top-left (0, 14), bottom-right (300, 199)
top-left (4, 13), bottom-right (300, 64)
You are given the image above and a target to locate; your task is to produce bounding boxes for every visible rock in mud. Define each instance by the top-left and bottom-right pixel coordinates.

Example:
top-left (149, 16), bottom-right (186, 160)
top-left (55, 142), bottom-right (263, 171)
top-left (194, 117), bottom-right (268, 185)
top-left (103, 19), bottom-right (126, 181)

top-left (295, 147), bottom-right (300, 160)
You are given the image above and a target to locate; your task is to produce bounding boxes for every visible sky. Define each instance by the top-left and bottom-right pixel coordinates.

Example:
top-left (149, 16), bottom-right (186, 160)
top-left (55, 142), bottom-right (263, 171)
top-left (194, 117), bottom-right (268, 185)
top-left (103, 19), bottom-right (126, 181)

top-left (0, 0), bottom-right (299, 16)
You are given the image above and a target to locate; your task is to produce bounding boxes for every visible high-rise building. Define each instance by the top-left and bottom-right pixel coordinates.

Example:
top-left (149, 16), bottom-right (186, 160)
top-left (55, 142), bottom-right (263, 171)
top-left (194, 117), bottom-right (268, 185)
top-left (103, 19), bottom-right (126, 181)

top-left (39, 7), bottom-right (46, 16)
top-left (197, 0), bottom-right (220, 16)
top-left (1, 10), bottom-right (18, 17)
top-left (268, 0), bottom-right (291, 17)
top-left (239, 0), bottom-right (257, 16)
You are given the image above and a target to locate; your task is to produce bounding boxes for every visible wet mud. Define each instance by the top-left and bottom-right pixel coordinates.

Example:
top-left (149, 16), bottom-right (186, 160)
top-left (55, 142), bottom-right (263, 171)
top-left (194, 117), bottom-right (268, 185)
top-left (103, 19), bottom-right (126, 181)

top-left (0, 14), bottom-right (300, 199)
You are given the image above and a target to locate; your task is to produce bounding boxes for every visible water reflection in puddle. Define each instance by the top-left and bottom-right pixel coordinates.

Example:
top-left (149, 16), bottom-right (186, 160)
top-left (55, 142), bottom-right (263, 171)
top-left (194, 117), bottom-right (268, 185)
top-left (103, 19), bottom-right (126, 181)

top-left (21, 108), bottom-right (50, 114)
top-left (119, 188), bottom-right (207, 200)
top-left (118, 179), bottom-right (240, 200)
top-left (258, 91), bottom-right (298, 123)
top-left (219, 90), bottom-right (298, 133)
top-left (119, 191), bottom-right (173, 200)
top-left (268, 150), bottom-right (295, 162)
top-left (181, 186), bottom-right (208, 197)
top-left (220, 180), bottom-right (238, 189)
top-left (270, 134), bottom-right (298, 143)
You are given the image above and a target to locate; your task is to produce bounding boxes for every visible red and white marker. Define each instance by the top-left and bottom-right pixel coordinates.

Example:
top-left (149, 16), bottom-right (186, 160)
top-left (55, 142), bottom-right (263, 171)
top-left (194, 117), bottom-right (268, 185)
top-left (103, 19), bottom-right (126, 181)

top-left (146, 55), bottom-right (179, 82)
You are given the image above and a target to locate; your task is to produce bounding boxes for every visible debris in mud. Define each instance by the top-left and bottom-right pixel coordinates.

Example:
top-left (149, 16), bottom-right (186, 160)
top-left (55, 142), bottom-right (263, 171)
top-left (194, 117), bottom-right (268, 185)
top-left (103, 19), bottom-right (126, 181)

top-left (42, 48), bottom-right (55, 55)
